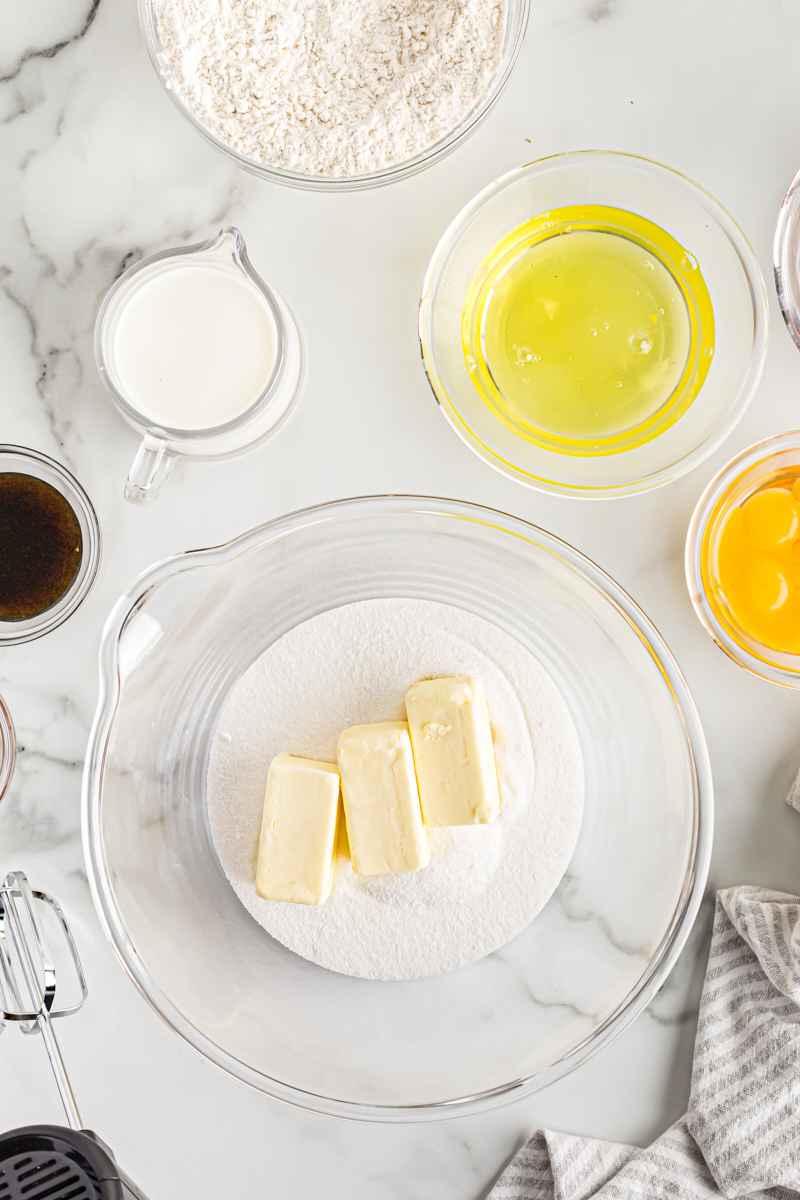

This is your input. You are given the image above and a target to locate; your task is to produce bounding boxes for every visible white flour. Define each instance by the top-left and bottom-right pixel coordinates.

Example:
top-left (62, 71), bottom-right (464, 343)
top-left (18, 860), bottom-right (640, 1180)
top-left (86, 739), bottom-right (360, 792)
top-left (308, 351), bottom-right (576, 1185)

top-left (154, 0), bottom-right (506, 176)
top-left (207, 599), bottom-right (584, 980)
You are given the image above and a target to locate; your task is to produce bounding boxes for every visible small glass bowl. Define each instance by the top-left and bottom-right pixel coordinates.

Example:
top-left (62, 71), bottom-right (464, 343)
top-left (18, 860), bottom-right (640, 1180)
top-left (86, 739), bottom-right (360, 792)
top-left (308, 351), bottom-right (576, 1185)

top-left (686, 431), bottom-right (800, 688)
top-left (420, 151), bottom-right (769, 499)
top-left (138, 0), bottom-right (529, 191)
top-left (0, 446), bottom-right (101, 646)
top-left (0, 694), bottom-right (15, 803)
top-left (775, 164), bottom-right (800, 349)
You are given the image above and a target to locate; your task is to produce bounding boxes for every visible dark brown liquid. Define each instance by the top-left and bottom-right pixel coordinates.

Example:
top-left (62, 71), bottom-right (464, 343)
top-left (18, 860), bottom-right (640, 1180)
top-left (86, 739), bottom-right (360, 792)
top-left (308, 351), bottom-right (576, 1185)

top-left (0, 473), bottom-right (83, 621)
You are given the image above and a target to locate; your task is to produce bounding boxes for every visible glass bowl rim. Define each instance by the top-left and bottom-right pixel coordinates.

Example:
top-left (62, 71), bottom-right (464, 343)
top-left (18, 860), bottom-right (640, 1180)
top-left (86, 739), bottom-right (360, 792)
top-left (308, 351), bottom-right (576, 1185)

top-left (82, 493), bottom-right (712, 1121)
top-left (774, 163), bottom-right (800, 351)
top-left (137, 0), bottom-right (530, 192)
top-left (0, 445), bottom-right (102, 646)
top-left (418, 149), bottom-right (769, 500)
top-left (686, 430), bottom-right (800, 688)
top-left (0, 693), bottom-right (15, 804)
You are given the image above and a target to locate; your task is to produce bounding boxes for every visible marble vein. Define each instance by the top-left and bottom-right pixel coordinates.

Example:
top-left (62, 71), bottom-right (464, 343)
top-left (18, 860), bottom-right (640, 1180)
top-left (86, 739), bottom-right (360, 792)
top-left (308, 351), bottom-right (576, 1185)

top-left (551, 874), bottom-right (641, 958)
top-left (0, 0), bottom-right (103, 86)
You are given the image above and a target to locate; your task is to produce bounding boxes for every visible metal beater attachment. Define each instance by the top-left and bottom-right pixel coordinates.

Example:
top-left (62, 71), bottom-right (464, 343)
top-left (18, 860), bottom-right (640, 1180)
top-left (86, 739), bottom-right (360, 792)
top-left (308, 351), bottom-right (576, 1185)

top-left (0, 872), bottom-right (150, 1200)
top-left (0, 871), bottom-right (88, 1129)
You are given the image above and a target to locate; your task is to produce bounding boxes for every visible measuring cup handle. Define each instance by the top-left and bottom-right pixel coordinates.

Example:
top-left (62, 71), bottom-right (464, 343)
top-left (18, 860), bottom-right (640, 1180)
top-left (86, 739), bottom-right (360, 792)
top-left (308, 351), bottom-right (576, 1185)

top-left (125, 432), bottom-right (176, 505)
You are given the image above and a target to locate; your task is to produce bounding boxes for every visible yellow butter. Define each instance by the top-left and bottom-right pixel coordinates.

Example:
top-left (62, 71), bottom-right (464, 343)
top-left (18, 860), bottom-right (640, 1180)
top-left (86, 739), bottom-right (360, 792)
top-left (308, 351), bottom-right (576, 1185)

top-left (337, 722), bottom-right (429, 876)
top-left (255, 753), bottom-right (340, 905)
top-left (405, 676), bottom-right (500, 826)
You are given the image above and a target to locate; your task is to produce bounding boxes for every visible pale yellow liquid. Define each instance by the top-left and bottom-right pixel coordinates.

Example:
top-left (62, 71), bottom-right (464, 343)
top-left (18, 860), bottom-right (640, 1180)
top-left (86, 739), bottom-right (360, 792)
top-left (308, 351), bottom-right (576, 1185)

top-left (463, 206), bottom-right (715, 455)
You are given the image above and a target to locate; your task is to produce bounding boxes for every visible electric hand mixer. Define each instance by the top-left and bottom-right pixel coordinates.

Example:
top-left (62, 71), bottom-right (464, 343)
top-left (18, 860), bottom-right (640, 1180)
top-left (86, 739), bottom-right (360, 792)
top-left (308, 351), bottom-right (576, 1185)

top-left (0, 871), bottom-right (150, 1199)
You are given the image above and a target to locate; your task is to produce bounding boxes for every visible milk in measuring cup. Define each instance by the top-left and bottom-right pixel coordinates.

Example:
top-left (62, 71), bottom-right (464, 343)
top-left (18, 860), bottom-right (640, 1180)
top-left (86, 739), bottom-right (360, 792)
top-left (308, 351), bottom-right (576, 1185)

top-left (112, 263), bottom-right (278, 430)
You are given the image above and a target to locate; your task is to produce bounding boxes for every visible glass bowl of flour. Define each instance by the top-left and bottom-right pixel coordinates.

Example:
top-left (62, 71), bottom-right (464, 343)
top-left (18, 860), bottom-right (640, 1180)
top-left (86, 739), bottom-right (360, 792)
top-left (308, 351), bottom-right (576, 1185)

top-left (138, 0), bottom-right (530, 188)
top-left (83, 495), bottom-right (712, 1120)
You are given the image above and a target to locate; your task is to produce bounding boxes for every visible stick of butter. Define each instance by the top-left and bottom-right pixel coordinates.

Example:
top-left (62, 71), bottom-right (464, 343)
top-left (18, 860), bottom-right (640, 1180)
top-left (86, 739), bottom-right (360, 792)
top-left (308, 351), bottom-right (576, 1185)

top-left (255, 753), bottom-right (341, 905)
top-left (337, 722), bottom-right (430, 876)
top-left (405, 676), bottom-right (501, 827)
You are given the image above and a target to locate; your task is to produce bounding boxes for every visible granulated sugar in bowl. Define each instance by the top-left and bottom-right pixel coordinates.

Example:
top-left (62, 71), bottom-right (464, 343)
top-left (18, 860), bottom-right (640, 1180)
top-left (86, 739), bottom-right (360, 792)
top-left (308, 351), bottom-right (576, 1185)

top-left (206, 599), bottom-right (584, 981)
top-left (140, 0), bottom-right (530, 188)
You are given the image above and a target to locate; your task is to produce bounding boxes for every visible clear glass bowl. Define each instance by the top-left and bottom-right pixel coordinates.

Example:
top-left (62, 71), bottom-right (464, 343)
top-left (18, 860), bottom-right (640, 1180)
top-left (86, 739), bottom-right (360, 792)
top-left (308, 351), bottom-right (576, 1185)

top-left (686, 431), bottom-right (800, 688)
top-left (0, 446), bottom-right (101, 646)
top-left (774, 164), bottom-right (800, 349)
top-left (420, 151), bottom-right (768, 498)
top-left (83, 496), bottom-right (712, 1121)
top-left (138, 0), bottom-right (529, 191)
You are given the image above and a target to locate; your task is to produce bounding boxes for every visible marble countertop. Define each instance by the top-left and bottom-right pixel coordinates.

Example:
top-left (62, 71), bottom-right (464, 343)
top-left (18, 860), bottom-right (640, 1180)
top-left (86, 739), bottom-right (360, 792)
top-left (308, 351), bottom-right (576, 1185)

top-left (2, 0), bottom-right (800, 1196)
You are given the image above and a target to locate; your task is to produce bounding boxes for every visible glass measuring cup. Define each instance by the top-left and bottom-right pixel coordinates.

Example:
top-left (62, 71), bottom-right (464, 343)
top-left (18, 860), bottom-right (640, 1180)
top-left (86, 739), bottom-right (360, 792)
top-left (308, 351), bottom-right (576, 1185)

top-left (95, 228), bottom-right (303, 504)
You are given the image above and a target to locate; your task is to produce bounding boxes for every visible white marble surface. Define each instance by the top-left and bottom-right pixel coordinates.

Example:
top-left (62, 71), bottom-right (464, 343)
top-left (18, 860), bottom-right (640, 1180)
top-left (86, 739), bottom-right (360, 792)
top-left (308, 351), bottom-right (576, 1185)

top-left (2, 0), bottom-right (800, 1195)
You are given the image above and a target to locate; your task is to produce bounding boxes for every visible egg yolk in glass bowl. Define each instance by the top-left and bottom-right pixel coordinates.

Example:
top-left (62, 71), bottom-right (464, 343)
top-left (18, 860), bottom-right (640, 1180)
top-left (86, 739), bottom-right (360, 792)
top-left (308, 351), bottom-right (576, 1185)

top-left (714, 477), bottom-right (800, 653)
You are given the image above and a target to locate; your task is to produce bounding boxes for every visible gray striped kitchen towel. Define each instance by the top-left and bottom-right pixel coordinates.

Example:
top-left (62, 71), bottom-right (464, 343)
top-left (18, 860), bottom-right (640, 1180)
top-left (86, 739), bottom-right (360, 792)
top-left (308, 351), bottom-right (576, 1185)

top-left (789, 770), bottom-right (800, 815)
top-left (488, 886), bottom-right (800, 1200)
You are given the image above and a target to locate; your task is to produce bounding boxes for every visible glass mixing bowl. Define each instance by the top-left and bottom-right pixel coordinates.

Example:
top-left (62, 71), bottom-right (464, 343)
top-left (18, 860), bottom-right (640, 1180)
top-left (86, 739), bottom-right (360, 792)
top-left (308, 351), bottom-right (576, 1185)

top-left (138, 0), bottom-right (529, 191)
top-left (687, 431), bottom-right (800, 688)
top-left (83, 496), bottom-right (712, 1121)
top-left (420, 151), bottom-right (768, 498)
